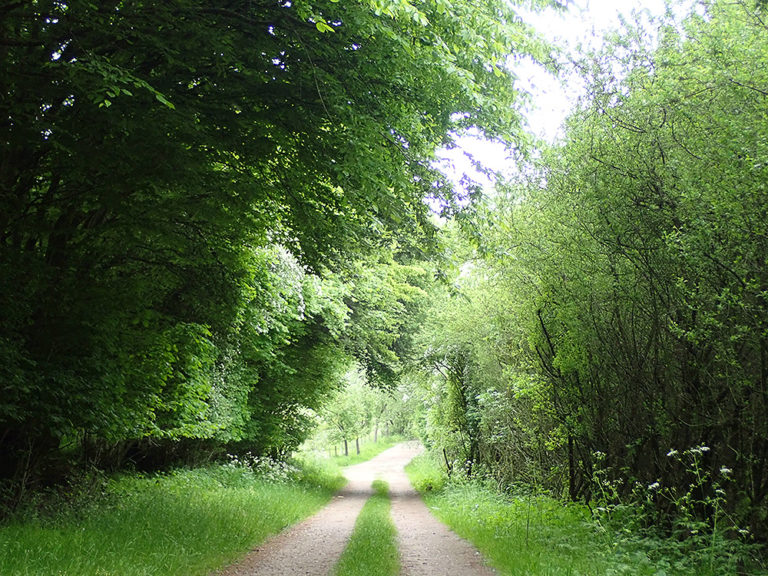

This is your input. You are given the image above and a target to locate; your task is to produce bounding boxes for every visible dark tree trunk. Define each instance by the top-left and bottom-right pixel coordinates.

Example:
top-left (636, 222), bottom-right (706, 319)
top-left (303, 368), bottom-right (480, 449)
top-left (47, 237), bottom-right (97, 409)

top-left (568, 435), bottom-right (577, 501)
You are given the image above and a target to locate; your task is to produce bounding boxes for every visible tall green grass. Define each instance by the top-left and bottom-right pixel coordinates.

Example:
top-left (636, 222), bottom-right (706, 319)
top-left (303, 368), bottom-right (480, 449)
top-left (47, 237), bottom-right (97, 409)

top-left (407, 453), bottom-right (611, 575)
top-left (405, 453), bottom-right (768, 576)
top-left (0, 456), bottom-right (344, 576)
top-left (333, 480), bottom-right (399, 576)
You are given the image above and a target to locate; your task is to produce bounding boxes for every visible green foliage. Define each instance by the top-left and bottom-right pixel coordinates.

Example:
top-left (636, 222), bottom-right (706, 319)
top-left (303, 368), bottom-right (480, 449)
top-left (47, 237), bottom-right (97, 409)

top-left (333, 480), bottom-right (399, 576)
top-left (0, 457), bottom-right (344, 576)
top-left (404, 452), bottom-right (448, 493)
top-left (342, 253), bottom-right (432, 386)
top-left (318, 367), bottom-right (378, 453)
top-left (590, 446), bottom-right (768, 576)
top-left (310, 363), bottom-right (410, 457)
top-left (411, 0), bottom-right (768, 551)
top-left (509, 0), bottom-right (768, 532)
top-left (407, 451), bottom-right (768, 575)
top-left (0, 0), bottom-right (548, 491)
top-left (409, 223), bottom-right (553, 486)
top-left (409, 263), bottom-right (486, 475)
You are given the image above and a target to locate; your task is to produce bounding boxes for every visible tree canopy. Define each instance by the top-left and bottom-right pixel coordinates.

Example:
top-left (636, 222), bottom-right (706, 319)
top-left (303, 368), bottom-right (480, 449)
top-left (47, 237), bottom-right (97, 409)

top-left (0, 0), bottom-right (549, 490)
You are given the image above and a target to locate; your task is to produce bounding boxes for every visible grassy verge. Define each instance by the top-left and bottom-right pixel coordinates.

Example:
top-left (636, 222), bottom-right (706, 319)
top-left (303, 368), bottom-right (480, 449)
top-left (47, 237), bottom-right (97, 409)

top-left (0, 455), bottom-right (344, 576)
top-left (407, 453), bottom-right (610, 575)
top-left (405, 453), bottom-right (768, 576)
top-left (330, 435), bottom-right (406, 467)
top-left (333, 480), bottom-right (399, 576)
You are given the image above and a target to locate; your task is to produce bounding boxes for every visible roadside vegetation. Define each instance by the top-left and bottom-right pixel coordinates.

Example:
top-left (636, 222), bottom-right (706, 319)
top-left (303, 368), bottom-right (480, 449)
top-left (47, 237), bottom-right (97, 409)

top-left (1, 0), bottom-right (525, 509)
top-left (333, 480), bottom-right (399, 576)
top-left (407, 454), bottom-right (768, 576)
top-left (0, 456), bottom-right (343, 576)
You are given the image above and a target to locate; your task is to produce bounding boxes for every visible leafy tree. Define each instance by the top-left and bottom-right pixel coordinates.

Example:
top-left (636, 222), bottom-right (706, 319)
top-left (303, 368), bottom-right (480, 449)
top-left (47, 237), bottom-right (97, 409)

top-left (438, 0), bottom-right (768, 537)
top-left (411, 0), bottom-right (768, 542)
top-left (529, 1), bottom-right (768, 531)
top-left (319, 367), bottom-right (373, 456)
top-left (0, 0), bottom-right (552, 490)
top-left (341, 249), bottom-right (432, 386)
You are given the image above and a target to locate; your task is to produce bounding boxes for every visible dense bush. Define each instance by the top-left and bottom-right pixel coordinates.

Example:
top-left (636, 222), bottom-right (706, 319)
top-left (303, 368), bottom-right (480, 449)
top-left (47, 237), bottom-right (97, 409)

top-left (412, 0), bottom-right (768, 549)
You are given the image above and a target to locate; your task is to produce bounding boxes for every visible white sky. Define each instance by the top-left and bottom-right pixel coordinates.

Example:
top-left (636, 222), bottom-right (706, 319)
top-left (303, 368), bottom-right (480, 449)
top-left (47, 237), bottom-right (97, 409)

top-left (518, 0), bottom-right (675, 142)
top-left (436, 0), bottom-right (683, 186)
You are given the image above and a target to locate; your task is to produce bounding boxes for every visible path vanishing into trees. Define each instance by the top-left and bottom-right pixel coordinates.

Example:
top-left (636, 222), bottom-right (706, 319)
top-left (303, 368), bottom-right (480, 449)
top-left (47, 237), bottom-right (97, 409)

top-left (215, 443), bottom-right (495, 576)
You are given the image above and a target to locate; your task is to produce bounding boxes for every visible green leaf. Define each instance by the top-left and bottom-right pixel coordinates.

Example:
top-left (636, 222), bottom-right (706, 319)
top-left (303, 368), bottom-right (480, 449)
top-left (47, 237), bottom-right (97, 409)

top-left (315, 20), bottom-right (335, 33)
top-left (155, 93), bottom-right (175, 109)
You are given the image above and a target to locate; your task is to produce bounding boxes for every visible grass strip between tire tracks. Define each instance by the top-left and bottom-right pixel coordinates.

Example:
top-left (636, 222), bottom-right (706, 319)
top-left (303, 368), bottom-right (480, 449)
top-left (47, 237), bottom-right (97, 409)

top-left (333, 479), bottom-right (399, 576)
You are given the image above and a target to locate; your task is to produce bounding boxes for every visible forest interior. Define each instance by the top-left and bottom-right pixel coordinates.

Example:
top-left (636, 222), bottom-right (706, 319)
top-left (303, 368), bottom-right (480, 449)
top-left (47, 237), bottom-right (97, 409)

top-left (2, 0), bottom-right (768, 574)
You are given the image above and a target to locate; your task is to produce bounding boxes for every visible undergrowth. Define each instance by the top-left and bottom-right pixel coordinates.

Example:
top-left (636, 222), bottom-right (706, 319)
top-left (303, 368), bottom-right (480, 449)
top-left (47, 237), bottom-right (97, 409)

top-left (333, 479), bottom-right (399, 576)
top-left (405, 451), bottom-right (768, 576)
top-left (0, 454), bottom-right (344, 576)
top-left (589, 446), bottom-right (767, 576)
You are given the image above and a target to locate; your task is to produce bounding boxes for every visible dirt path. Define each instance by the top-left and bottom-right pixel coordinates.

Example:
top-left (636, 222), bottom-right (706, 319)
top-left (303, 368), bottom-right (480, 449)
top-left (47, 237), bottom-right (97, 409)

top-left (214, 442), bottom-right (495, 576)
top-left (386, 443), bottom-right (496, 576)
